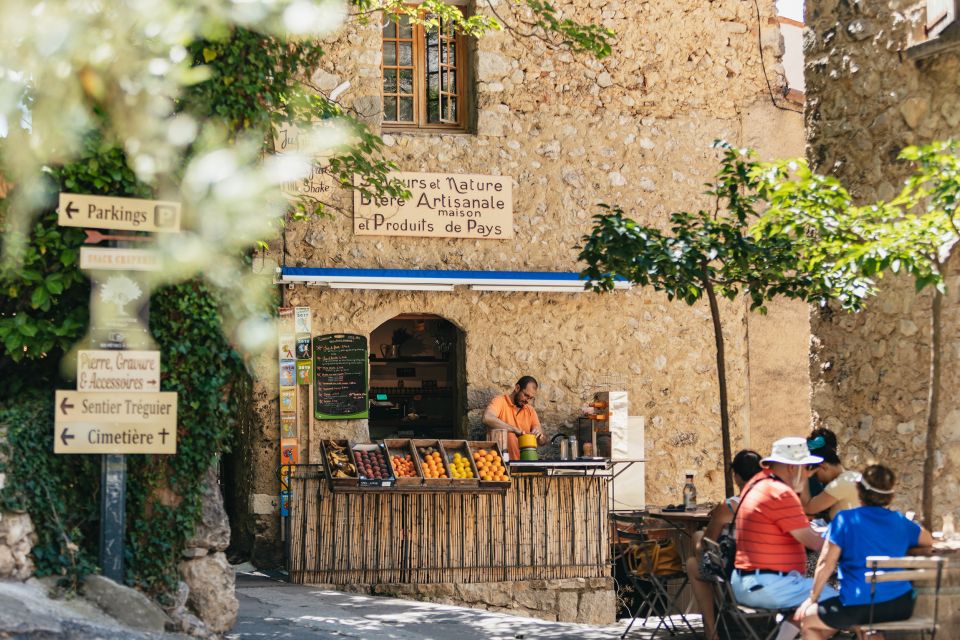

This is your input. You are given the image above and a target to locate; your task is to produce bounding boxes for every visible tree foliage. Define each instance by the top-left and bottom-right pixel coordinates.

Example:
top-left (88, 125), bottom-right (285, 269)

top-left (579, 142), bottom-right (868, 496)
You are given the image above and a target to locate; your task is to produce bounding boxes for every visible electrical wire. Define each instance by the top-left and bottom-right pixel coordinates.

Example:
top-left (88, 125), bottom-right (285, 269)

top-left (752, 0), bottom-right (804, 114)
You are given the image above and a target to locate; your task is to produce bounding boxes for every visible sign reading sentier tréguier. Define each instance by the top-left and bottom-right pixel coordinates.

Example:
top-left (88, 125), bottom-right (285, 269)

top-left (58, 193), bottom-right (181, 233)
top-left (54, 390), bottom-right (177, 454)
top-left (77, 350), bottom-right (161, 392)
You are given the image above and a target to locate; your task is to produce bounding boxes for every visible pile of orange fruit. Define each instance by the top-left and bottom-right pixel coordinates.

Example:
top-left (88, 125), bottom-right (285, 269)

top-left (473, 449), bottom-right (508, 481)
top-left (391, 454), bottom-right (418, 478)
top-left (420, 450), bottom-right (448, 478)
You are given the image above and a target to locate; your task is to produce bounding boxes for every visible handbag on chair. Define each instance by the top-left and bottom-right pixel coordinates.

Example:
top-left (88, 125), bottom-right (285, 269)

top-left (627, 538), bottom-right (683, 576)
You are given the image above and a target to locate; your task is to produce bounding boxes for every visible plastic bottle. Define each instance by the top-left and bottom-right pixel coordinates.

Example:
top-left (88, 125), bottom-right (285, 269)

top-left (683, 472), bottom-right (697, 511)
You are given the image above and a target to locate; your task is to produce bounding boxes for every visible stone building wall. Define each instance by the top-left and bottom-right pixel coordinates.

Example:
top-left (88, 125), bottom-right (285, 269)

top-left (805, 1), bottom-right (960, 516)
top-left (241, 0), bottom-right (811, 564)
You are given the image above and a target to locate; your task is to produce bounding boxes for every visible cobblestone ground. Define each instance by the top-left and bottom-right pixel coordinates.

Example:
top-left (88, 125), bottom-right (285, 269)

top-left (230, 573), bottom-right (703, 639)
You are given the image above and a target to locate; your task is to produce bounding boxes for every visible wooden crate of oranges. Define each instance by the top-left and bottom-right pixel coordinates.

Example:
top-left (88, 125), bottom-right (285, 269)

top-left (468, 441), bottom-right (511, 487)
top-left (383, 439), bottom-right (424, 487)
top-left (439, 440), bottom-right (481, 487)
top-left (411, 439), bottom-right (452, 485)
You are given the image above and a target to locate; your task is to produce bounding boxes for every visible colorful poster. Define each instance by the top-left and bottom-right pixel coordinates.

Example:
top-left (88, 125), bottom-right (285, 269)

top-left (296, 360), bottom-right (311, 385)
top-left (279, 388), bottom-right (296, 414)
top-left (279, 334), bottom-right (295, 360)
top-left (278, 307), bottom-right (294, 331)
top-left (281, 441), bottom-right (299, 465)
top-left (280, 414), bottom-right (297, 438)
top-left (294, 306), bottom-right (312, 334)
top-left (295, 335), bottom-right (312, 360)
top-left (279, 360), bottom-right (295, 386)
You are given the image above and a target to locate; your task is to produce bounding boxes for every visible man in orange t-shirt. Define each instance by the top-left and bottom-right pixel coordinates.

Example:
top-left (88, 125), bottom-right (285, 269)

top-left (482, 376), bottom-right (546, 461)
top-left (732, 437), bottom-right (838, 620)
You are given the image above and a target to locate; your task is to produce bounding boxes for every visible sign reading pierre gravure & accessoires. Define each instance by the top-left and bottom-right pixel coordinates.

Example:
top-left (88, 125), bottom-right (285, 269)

top-left (353, 172), bottom-right (513, 239)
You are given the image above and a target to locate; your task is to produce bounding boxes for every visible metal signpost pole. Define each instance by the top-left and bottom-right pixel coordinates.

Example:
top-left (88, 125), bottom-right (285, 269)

top-left (100, 454), bottom-right (126, 581)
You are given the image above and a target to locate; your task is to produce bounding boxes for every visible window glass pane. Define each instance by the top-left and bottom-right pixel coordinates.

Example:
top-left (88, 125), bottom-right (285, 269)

top-left (383, 42), bottom-right (396, 66)
top-left (383, 19), bottom-right (396, 38)
top-left (447, 97), bottom-right (457, 123)
top-left (428, 94), bottom-right (440, 123)
top-left (426, 30), bottom-right (438, 72)
top-left (383, 69), bottom-right (397, 93)
top-left (399, 68), bottom-right (413, 94)
top-left (398, 15), bottom-right (412, 38)
top-left (448, 42), bottom-right (455, 65)
top-left (384, 98), bottom-right (397, 121)
top-left (399, 41), bottom-right (412, 66)
top-left (448, 70), bottom-right (456, 93)
top-left (399, 97), bottom-right (414, 121)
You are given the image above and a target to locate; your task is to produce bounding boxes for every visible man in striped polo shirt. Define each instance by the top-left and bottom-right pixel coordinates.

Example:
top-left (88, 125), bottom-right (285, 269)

top-left (732, 437), bottom-right (839, 621)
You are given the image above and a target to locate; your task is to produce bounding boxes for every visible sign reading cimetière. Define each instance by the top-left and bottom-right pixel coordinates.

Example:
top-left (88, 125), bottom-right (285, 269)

top-left (354, 172), bottom-right (512, 239)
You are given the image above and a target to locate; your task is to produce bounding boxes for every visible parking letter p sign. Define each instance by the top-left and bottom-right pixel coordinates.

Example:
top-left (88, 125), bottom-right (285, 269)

top-left (154, 204), bottom-right (178, 228)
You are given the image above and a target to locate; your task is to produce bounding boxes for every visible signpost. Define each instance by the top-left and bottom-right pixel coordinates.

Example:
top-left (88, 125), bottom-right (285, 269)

top-left (80, 247), bottom-right (161, 271)
top-left (54, 190), bottom-right (181, 583)
top-left (77, 350), bottom-right (161, 393)
top-left (58, 193), bottom-right (182, 233)
top-left (54, 390), bottom-right (177, 454)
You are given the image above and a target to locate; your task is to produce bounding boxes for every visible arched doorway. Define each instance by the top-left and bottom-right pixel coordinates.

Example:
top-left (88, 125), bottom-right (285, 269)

top-left (368, 313), bottom-right (467, 440)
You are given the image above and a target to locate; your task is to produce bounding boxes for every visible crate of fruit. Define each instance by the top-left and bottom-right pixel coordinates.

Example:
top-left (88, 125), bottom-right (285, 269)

top-left (321, 439), bottom-right (358, 489)
top-left (440, 439), bottom-right (480, 487)
top-left (352, 443), bottom-right (396, 487)
top-left (467, 441), bottom-right (511, 488)
top-left (383, 439), bottom-right (424, 487)
top-left (411, 439), bottom-right (451, 485)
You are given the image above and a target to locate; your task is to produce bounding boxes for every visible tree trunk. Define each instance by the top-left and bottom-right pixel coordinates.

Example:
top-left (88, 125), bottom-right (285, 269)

top-left (703, 270), bottom-right (734, 497)
top-left (922, 287), bottom-right (943, 527)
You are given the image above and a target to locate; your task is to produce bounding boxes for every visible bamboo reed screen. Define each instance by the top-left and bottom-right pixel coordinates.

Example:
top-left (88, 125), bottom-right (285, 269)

top-left (287, 465), bottom-right (610, 585)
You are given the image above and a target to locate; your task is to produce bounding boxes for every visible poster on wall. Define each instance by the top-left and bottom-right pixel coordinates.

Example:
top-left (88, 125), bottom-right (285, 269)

top-left (313, 333), bottom-right (369, 420)
top-left (295, 335), bottom-right (312, 360)
top-left (281, 440), bottom-right (299, 465)
top-left (353, 172), bottom-right (513, 240)
top-left (279, 388), bottom-right (296, 414)
top-left (296, 360), bottom-right (312, 385)
top-left (294, 306), bottom-right (312, 334)
top-left (280, 415), bottom-right (297, 438)
top-left (279, 335), bottom-right (296, 360)
top-left (279, 360), bottom-right (296, 387)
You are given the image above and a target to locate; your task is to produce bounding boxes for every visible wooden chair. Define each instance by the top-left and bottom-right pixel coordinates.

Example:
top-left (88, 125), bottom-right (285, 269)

top-left (854, 555), bottom-right (947, 639)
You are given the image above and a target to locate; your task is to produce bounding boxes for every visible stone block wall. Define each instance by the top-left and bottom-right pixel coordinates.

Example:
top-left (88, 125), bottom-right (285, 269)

top-left (805, 1), bottom-right (960, 515)
top-left (240, 0), bottom-right (813, 562)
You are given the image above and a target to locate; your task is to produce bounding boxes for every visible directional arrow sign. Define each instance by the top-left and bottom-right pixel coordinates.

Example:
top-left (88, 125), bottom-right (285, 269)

top-left (54, 390), bottom-right (177, 454)
top-left (57, 193), bottom-right (181, 233)
top-left (77, 350), bottom-right (161, 392)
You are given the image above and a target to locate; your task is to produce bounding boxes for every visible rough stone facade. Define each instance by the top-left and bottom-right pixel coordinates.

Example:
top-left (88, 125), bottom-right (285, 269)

top-left (0, 512), bottom-right (36, 580)
top-left (805, 1), bottom-right (960, 515)
top-left (329, 577), bottom-right (615, 625)
top-left (241, 0), bottom-right (811, 568)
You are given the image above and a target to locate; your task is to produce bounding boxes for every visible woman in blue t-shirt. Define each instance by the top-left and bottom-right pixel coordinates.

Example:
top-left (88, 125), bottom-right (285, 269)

top-left (795, 464), bottom-right (934, 639)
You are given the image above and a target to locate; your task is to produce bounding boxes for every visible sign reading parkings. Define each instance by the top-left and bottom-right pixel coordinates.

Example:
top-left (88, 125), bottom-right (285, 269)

top-left (77, 350), bottom-right (161, 392)
top-left (58, 193), bottom-right (181, 233)
top-left (354, 172), bottom-right (513, 239)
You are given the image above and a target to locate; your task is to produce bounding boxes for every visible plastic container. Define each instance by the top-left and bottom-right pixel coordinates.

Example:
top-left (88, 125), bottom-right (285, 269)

top-left (517, 433), bottom-right (538, 449)
top-left (520, 448), bottom-right (539, 461)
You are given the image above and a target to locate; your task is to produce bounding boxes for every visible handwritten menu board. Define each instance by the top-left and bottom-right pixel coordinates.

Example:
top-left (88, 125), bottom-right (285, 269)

top-left (313, 333), bottom-right (369, 420)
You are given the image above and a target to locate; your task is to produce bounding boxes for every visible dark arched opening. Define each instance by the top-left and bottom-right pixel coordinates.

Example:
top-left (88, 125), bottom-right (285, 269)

top-left (368, 313), bottom-right (467, 439)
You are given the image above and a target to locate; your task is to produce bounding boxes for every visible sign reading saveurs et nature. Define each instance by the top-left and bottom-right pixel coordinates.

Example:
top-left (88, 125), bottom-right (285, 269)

top-left (353, 172), bottom-right (513, 239)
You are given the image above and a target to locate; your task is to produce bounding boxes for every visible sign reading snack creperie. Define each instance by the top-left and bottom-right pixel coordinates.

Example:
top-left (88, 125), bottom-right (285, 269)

top-left (354, 172), bottom-right (513, 239)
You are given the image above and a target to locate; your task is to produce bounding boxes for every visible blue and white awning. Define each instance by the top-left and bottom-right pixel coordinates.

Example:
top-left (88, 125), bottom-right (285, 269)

top-left (277, 267), bottom-right (631, 293)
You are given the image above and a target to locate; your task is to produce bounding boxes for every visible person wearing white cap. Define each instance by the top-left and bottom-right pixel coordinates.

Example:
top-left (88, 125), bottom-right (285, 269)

top-left (731, 437), bottom-right (839, 638)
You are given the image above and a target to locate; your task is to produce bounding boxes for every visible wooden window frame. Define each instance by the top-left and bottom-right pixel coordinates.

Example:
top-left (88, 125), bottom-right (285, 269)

top-left (382, 16), bottom-right (468, 133)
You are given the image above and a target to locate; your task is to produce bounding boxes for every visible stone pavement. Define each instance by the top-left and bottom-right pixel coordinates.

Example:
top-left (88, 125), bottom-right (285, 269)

top-left (230, 572), bottom-right (702, 639)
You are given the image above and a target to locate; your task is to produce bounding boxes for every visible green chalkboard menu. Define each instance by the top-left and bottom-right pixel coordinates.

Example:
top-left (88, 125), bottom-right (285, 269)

top-left (314, 333), bottom-right (369, 420)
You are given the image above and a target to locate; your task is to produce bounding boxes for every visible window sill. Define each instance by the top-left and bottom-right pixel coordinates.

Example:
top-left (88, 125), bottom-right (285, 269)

top-left (381, 127), bottom-right (475, 137)
top-left (906, 24), bottom-right (960, 61)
